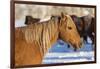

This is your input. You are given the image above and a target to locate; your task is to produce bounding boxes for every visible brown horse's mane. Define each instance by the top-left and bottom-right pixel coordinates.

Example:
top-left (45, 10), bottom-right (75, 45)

top-left (15, 15), bottom-right (60, 58)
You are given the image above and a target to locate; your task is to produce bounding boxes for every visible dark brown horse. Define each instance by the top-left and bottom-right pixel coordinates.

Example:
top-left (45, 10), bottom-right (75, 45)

top-left (25, 16), bottom-right (40, 25)
top-left (15, 13), bottom-right (82, 66)
top-left (80, 15), bottom-right (95, 44)
top-left (70, 15), bottom-right (84, 37)
top-left (67, 15), bottom-right (95, 51)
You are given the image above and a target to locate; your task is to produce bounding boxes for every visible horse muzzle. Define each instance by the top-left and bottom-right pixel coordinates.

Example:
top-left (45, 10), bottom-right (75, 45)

top-left (72, 40), bottom-right (83, 51)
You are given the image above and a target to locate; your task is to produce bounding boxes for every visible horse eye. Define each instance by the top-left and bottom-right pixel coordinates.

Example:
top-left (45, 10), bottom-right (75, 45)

top-left (68, 26), bottom-right (72, 30)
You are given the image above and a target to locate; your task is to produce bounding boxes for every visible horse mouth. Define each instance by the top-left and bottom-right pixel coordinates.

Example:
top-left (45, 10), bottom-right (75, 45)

top-left (70, 41), bottom-right (83, 51)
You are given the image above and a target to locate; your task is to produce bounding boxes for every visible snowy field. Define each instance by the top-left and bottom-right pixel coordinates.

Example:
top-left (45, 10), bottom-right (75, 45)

top-left (43, 52), bottom-right (94, 64)
top-left (42, 39), bottom-right (94, 64)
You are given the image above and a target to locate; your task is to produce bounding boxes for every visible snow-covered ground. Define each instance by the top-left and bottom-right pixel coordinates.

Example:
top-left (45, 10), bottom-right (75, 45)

top-left (42, 51), bottom-right (94, 64)
top-left (42, 39), bottom-right (94, 64)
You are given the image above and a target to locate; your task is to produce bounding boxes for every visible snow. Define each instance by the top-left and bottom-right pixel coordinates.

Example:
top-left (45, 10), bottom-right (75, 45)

top-left (42, 51), bottom-right (94, 64)
top-left (42, 39), bottom-right (95, 64)
top-left (15, 20), bottom-right (26, 27)
top-left (43, 58), bottom-right (94, 64)
top-left (39, 17), bottom-right (51, 22)
top-left (44, 51), bottom-right (94, 58)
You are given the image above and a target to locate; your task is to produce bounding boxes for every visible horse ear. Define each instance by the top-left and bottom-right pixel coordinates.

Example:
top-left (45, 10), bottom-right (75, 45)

top-left (61, 12), bottom-right (68, 21)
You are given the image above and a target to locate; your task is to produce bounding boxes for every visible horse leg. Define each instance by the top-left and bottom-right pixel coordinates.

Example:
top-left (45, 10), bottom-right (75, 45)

top-left (83, 35), bottom-right (87, 44)
top-left (89, 34), bottom-right (95, 50)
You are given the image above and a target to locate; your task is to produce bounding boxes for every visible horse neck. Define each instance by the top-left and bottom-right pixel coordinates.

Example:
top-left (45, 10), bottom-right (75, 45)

top-left (38, 19), bottom-right (59, 57)
top-left (24, 18), bottom-right (59, 59)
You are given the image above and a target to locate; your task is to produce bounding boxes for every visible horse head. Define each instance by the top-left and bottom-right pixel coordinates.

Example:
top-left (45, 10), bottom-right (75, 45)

top-left (58, 12), bottom-right (82, 50)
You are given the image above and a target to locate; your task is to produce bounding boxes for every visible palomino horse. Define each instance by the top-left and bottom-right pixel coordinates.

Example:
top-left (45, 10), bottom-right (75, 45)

top-left (15, 13), bottom-right (82, 66)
